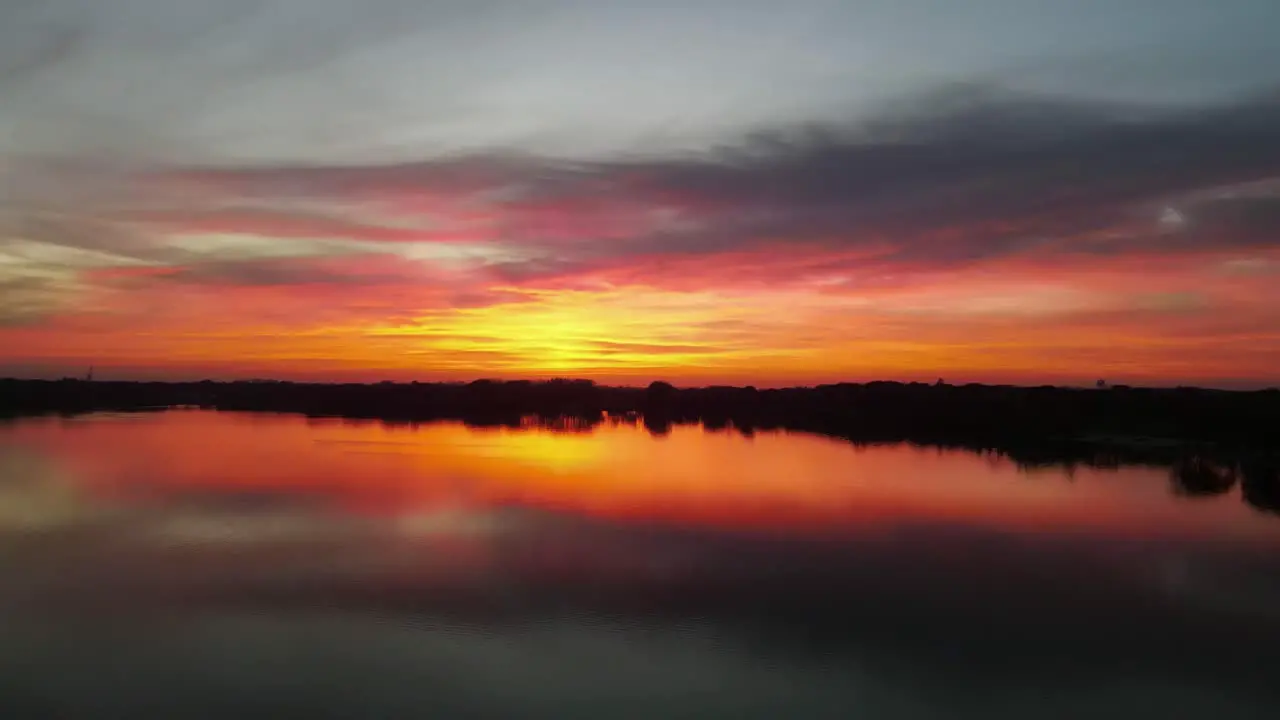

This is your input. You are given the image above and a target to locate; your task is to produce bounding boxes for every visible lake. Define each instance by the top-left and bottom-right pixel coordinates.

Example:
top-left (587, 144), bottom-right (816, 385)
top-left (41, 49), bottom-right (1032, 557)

top-left (2, 410), bottom-right (1279, 718)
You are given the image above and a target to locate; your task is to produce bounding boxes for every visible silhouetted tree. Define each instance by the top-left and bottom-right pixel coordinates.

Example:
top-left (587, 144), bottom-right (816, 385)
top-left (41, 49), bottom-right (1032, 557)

top-left (1241, 460), bottom-right (1280, 514)
top-left (1170, 457), bottom-right (1237, 497)
top-left (643, 413), bottom-right (672, 437)
top-left (646, 380), bottom-right (676, 399)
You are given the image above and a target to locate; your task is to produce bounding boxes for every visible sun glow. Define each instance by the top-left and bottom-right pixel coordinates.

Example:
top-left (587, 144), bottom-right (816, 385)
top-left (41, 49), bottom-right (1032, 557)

top-left (368, 287), bottom-right (778, 372)
top-left (471, 427), bottom-right (608, 474)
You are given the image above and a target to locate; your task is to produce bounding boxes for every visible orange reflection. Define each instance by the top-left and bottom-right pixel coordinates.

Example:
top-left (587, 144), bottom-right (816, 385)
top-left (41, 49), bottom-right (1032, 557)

top-left (5, 410), bottom-right (1279, 543)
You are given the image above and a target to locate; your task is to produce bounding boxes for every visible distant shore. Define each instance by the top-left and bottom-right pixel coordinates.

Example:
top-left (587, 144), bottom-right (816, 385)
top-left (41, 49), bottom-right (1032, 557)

top-left (4, 376), bottom-right (1278, 450)
top-left (5, 376), bottom-right (1279, 513)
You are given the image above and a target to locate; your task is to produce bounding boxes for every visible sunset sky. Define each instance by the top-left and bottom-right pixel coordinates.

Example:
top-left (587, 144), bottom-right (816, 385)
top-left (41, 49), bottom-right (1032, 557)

top-left (2, 0), bottom-right (1279, 387)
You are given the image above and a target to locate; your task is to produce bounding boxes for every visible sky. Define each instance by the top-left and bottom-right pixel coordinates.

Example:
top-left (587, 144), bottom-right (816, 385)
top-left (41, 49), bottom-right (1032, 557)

top-left (2, 0), bottom-right (1279, 388)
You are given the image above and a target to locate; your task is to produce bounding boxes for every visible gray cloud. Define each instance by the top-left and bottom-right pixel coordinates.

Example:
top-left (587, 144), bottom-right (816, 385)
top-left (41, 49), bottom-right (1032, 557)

top-left (0, 274), bottom-right (76, 326)
top-left (11, 86), bottom-right (1273, 299)
top-left (151, 258), bottom-right (399, 288)
top-left (401, 88), bottom-right (1280, 284)
top-left (605, 88), bottom-right (1280, 255)
top-left (5, 84), bottom-right (1279, 304)
top-left (2, 0), bottom-right (1279, 300)
top-left (4, 1), bottom-right (1280, 164)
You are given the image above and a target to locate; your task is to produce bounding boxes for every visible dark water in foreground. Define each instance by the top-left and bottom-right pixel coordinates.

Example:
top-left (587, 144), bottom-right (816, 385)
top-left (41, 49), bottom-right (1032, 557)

top-left (2, 410), bottom-right (1279, 718)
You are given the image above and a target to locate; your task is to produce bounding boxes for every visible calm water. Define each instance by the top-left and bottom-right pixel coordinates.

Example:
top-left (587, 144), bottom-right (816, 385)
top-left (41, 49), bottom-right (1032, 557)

top-left (2, 410), bottom-right (1279, 718)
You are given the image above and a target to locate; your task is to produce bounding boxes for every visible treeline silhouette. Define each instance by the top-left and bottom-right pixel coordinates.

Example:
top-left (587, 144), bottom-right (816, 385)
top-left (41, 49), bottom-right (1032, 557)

top-left (1168, 456), bottom-right (1280, 514)
top-left (4, 377), bottom-right (1277, 445)
top-left (4, 376), bottom-right (1278, 514)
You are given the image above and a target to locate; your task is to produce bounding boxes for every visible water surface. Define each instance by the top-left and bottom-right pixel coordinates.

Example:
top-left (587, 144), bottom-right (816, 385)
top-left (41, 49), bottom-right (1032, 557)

top-left (2, 410), bottom-right (1279, 718)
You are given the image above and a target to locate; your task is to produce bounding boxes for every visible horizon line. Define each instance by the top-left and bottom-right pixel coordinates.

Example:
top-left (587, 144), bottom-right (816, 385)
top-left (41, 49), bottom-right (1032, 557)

top-left (5, 375), bottom-right (1278, 394)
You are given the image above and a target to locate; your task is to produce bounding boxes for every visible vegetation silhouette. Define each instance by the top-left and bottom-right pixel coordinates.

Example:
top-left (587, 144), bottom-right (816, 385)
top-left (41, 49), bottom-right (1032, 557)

top-left (1169, 457), bottom-right (1238, 498)
top-left (1240, 460), bottom-right (1280, 514)
top-left (3, 376), bottom-right (1278, 514)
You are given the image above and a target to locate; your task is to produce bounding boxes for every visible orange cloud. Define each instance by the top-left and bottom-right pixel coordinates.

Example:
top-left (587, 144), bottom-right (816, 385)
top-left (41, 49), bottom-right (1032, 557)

top-left (3, 93), bottom-right (1280, 386)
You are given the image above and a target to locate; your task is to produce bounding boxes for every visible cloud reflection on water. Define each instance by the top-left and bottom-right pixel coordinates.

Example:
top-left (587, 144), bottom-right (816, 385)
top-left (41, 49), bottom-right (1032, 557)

top-left (2, 410), bottom-right (1280, 718)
